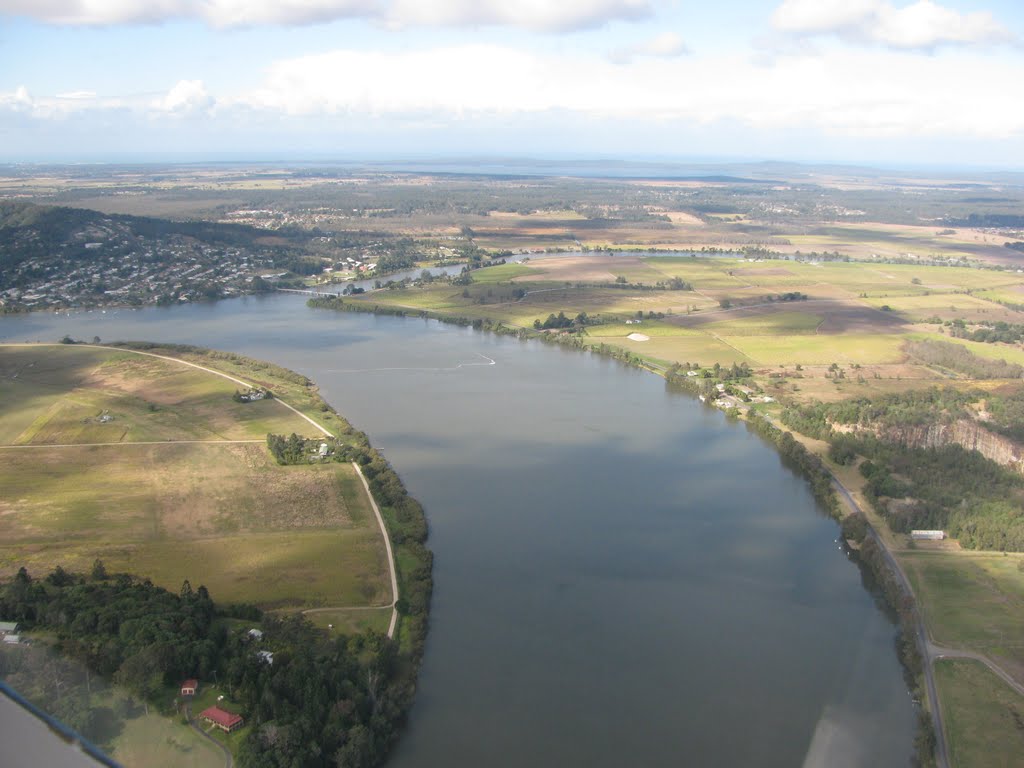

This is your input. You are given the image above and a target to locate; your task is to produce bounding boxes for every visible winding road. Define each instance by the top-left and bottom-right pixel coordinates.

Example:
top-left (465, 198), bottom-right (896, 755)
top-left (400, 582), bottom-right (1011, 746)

top-left (832, 476), bottom-right (1024, 768)
top-left (184, 702), bottom-right (233, 768)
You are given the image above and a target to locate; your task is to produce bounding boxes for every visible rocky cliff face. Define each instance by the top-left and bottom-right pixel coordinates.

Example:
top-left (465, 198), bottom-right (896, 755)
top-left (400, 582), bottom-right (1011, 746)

top-left (876, 419), bottom-right (1024, 473)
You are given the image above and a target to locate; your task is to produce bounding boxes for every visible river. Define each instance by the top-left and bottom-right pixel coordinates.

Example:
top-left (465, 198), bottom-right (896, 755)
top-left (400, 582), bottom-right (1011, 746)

top-left (0, 294), bottom-right (916, 767)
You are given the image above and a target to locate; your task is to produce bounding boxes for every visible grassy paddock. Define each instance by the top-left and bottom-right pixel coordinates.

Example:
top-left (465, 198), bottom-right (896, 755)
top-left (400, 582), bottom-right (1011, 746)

top-left (901, 552), bottom-right (1024, 676)
top-left (934, 659), bottom-right (1024, 768)
top-left (0, 345), bottom-right (311, 444)
top-left (0, 344), bottom-right (391, 612)
top-left (110, 706), bottom-right (223, 768)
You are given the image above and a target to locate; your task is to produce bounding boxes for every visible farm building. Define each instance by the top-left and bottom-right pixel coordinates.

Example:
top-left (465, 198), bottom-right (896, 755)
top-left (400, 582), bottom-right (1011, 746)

top-left (0, 621), bottom-right (18, 635)
top-left (181, 679), bottom-right (198, 697)
top-left (199, 706), bottom-right (244, 733)
top-left (911, 530), bottom-right (945, 541)
top-left (3, 635), bottom-right (21, 645)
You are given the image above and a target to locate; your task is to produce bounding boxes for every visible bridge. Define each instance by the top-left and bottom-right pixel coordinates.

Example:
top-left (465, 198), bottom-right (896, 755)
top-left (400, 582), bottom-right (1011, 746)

top-left (275, 287), bottom-right (344, 298)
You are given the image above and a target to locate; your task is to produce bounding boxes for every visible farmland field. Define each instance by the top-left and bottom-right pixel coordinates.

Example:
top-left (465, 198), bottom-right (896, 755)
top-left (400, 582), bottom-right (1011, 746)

top-left (0, 344), bottom-right (391, 612)
top-left (934, 659), bottom-right (1024, 768)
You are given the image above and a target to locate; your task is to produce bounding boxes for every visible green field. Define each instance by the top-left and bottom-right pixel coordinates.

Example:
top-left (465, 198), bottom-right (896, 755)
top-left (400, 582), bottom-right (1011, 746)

top-left (110, 707), bottom-right (223, 768)
top-left (0, 344), bottom-right (391, 611)
top-left (0, 345), bottom-right (311, 444)
top-left (901, 552), bottom-right (1024, 677)
top-left (934, 659), bottom-right (1024, 768)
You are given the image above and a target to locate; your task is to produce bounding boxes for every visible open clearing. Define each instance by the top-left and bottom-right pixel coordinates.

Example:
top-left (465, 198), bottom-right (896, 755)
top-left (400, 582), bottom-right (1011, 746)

top-left (901, 552), bottom-right (1024, 681)
top-left (0, 345), bottom-right (391, 611)
top-left (934, 659), bottom-right (1024, 768)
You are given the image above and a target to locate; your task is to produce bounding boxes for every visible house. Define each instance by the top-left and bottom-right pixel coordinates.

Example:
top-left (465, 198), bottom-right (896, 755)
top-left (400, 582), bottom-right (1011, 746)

top-left (0, 621), bottom-right (18, 635)
top-left (247, 628), bottom-right (263, 641)
top-left (199, 706), bottom-right (244, 733)
top-left (257, 651), bottom-right (274, 665)
top-left (318, 443), bottom-right (330, 457)
top-left (911, 530), bottom-right (945, 541)
top-left (3, 634), bottom-right (21, 645)
top-left (181, 679), bottom-right (198, 697)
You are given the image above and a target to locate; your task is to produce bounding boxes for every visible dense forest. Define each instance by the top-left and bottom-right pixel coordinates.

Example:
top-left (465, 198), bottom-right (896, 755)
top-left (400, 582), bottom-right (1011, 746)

top-left (0, 568), bottom-right (414, 767)
top-left (782, 388), bottom-right (1024, 551)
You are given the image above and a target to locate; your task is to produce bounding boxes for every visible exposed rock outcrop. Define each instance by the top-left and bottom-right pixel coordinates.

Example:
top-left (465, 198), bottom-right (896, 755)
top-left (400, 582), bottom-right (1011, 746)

top-left (877, 419), bottom-right (1024, 473)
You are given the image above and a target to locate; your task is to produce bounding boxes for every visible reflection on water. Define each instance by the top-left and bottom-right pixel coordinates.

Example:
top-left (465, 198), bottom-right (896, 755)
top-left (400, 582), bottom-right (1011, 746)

top-left (0, 295), bottom-right (916, 767)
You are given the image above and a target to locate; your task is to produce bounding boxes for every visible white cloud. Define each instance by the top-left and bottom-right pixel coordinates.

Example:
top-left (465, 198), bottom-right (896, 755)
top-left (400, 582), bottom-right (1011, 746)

top-left (0, 0), bottom-right (652, 30)
top-left (153, 80), bottom-right (214, 114)
top-left (611, 31), bottom-right (688, 63)
top-left (230, 44), bottom-right (1024, 140)
top-left (55, 90), bottom-right (97, 100)
top-left (383, 0), bottom-right (651, 32)
top-left (772, 0), bottom-right (1014, 50)
top-left (0, 85), bottom-right (34, 111)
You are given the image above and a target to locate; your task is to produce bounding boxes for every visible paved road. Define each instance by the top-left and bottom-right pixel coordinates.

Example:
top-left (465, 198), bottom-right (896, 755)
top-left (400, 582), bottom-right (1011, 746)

top-left (831, 478), bottom-right (950, 768)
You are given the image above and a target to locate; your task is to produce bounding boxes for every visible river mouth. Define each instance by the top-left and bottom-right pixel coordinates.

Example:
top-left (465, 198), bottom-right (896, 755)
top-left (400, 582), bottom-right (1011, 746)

top-left (0, 294), bottom-right (916, 767)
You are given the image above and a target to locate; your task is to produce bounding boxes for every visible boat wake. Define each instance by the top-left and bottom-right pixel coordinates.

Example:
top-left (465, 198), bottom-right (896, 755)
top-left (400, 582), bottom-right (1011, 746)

top-left (327, 353), bottom-right (496, 374)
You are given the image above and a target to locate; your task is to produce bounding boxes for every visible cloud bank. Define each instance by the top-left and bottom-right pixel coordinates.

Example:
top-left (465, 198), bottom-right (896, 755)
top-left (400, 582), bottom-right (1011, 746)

top-left (772, 0), bottom-right (1014, 50)
top-left (0, 0), bottom-right (653, 31)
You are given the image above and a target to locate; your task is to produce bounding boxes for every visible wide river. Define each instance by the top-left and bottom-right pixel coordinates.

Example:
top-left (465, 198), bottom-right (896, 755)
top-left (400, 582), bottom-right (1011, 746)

top-left (0, 295), bottom-right (916, 767)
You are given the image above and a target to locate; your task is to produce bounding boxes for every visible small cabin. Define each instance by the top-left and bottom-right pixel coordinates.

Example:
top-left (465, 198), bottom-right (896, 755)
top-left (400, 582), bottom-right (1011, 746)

top-left (181, 679), bottom-right (198, 697)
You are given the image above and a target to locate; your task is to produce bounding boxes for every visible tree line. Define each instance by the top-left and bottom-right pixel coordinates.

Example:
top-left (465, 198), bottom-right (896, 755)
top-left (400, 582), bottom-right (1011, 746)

top-left (1, 566), bottom-right (415, 768)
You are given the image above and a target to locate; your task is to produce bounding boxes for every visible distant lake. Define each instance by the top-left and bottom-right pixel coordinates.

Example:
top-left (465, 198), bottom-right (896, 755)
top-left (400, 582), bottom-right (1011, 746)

top-left (0, 295), bottom-right (916, 767)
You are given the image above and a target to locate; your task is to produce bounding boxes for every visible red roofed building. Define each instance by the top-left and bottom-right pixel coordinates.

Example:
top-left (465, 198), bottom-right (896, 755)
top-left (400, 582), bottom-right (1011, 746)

top-left (199, 706), bottom-right (244, 733)
top-left (180, 679), bottom-right (198, 697)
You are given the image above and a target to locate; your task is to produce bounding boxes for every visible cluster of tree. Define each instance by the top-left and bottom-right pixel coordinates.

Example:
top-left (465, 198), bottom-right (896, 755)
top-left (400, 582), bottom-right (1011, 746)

top-left (604, 277), bottom-right (692, 291)
top-left (946, 318), bottom-right (1024, 345)
top-left (781, 387), bottom-right (976, 437)
top-left (946, 213), bottom-right (1024, 228)
top-left (533, 311), bottom-right (589, 330)
top-left (374, 240), bottom-right (419, 274)
top-left (745, 414), bottom-right (838, 516)
top-left (0, 567), bottom-right (419, 768)
top-left (266, 433), bottom-right (323, 464)
top-left (855, 442), bottom-right (1024, 550)
top-left (904, 338), bottom-right (1023, 379)
top-left (1005, 241), bottom-right (1024, 252)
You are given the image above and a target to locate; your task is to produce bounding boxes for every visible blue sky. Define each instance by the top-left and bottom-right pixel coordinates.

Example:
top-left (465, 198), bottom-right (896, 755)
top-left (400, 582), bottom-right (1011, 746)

top-left (1, 0), bottom-right (1022, 166)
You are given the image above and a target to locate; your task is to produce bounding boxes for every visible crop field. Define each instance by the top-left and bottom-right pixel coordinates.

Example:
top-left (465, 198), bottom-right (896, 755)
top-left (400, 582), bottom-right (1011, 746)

top-left (861, 293), bottom-right (1017, 323)
top-left (0, 345), bottom-right (391, 612)
top-left (901, 552), bottom-right (1024, 679)
top-left (905, 332), bottom-right (1024, 367)
top-left (934, 659), bottom-right (1024, 768)
top-left (0, 345), bottom-right (311, 444)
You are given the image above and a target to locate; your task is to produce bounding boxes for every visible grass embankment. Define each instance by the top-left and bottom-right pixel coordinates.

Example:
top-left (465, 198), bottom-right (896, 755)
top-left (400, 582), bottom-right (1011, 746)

top-left (0, 344), bottom-right (391, 613)
top-left (934, 660), bottom-right (1024, 768)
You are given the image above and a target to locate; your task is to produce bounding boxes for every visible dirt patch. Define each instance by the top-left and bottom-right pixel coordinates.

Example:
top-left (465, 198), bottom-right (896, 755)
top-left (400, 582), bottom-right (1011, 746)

top-left (521, 254), bottom-right (649, 283)
top-left (732, 267), bottom-right (795, 277)
top-left (815, 304), bottom-right (906, 334)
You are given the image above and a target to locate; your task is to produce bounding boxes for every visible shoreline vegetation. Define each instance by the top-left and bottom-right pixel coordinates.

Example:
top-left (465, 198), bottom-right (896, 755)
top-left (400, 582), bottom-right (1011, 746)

top-left (0, 341), bottom-right (433, 768)
top-left (305, 292), bottom-right (957, 768)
